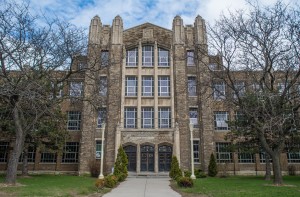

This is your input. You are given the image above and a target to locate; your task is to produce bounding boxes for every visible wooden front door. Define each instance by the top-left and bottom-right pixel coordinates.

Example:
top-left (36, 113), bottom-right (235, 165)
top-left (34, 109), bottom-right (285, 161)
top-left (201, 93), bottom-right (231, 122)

top-left (124, 145), bottom-right (136, 171)
top-left (158, 145), bottom-right (172, 171)
top-left (140, 145), bottom-right (154, 172)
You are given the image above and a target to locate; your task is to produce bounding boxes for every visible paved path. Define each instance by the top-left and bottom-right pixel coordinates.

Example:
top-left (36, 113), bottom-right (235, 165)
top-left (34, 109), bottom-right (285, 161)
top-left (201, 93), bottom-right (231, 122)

top-left (103, 177), bottom-right (181, 197)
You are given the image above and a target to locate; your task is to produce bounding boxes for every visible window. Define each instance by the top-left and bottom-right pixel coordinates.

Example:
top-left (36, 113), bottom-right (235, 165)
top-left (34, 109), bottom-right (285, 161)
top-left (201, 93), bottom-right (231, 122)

top-left (238, 145), bottom-right (255, 163)
top-left (158, 107), bottom-right (171, 128)
top-left (158, 76), bottom-right (170, 96)
top-left (62, 142), bottom-right (79, 163)
top-left (101, 50), bottom-right (109, 67)
top-left (193, 140), bottom-right (200, 163)
top-left (142, 76), bottom-right (154, 96)
top-left (209, 63), bottom-right (217, 70)
top-left (125, 76), bottom-right (137, 96)
top-left (216, 142), bottom-right (232, 163)
top-left (189, 108), bottom-right (198, 127)
top-left (69, 82), bottom-right (83, 97)
top-left (124, 107), bottom-right (137, 128)
top-left (287, 144), bottom-right (300, 163)
top-left (0, 142), bottom-right (9, 162)
top-left (97, 108), bottom-right (106, 128)
top-left (234, 111), bottom-right (246, 129)
top-left (96, 140), bottom-right (102, 159)
top-left (213, 82), bottom-right (225, 100)
top-left (158, 48), bottom-right (169, 66)
top-left (141, 107), bottom-right (154, 128)
top-left (19, 146), bottom-right (36, 163)
top-left (126, 48), bottom-right (138, 66)
top-left (233, 82), bottom-right (245, 99)
top-left (50, 82), bottom-right (63, 99)
top-left (188, 77), bottom-right (197, 96)
top-left (142, 45), bottom-right (154, 66)
top-left (187, 51), bottom-right (194, 66)
top-left (259, 150), bottom-right (272, 163)
top-left (67, 111), bottom-right (81, 130)
top-left (99, 76), bottom-right (107, 96)
top-left (214, 111), bottom-right (229, 130)
top-left (40, 152), bottom-right (56, 163)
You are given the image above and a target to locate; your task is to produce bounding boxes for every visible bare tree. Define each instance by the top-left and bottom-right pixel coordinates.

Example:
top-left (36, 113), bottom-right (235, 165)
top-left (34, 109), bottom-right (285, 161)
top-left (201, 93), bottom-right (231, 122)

top-left (0, 0), bottom-right (87, 184)
top-left (201, 1), bottom-right (300, 185)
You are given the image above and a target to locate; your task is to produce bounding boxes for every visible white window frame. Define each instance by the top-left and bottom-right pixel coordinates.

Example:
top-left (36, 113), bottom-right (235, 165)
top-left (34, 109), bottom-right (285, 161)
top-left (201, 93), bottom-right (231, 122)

top-left (142, 76), bottom-right (154, 96)
top-left (214, 111), bottom-right (229, 130)
top-left (97, 108), bottom-right (106, 128)
top-left (158, 76), bottom-right (170, 96)
top-left (96, 140), bottom-right (102, 159)
top-left (187, 50), bottom-right (194, 66)
top-left (126, 48), bottom-right (138, 67)
top-left (213, 81), bottom-right (225, 100)
top-left (67, 111), bottom-right (81, 130)
top-left (238, 152), bottom-right (255, 163)
top-left (188, 77), bottom-right (197, 96)
top-left (287, 144), bottom-right (300, 163)
top-left (158, 48), bottom-right (169, 67)
top-left (124, 107), bottom-right (137, 128)
top-left (142, 45), bottom-right (154, 67)
top-left (125, 76), bottom-right (137, 96)
top-left (189, 108), bottom-right (198, 127)
top-left (141, 107), bottom-right (154, 128)
top-left (193, 140), bottom-right (200, 163)
top-left (158, 107), bottom-right (171, 128)
top-left (216, 142), bottom-right (232, 163)
top-left (69, 82), bottom-right (83, 97)
top-left (62, 142), bottom-right (79, 163)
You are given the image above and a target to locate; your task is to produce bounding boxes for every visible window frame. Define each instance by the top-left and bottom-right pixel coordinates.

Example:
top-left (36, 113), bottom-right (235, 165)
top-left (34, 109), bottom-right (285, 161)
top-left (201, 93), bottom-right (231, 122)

top-left (142, 76), bottom-right (154, 96)
top-left (187, 50), bottom-right (194, 66)
top-left (193, 140), bottom-right (200, 163)
top-left (69, 81), bottom-right (83, 98)
top-left (158, 48), bottom-right (169, 67)
top-left (142, 45), bottom-right (154, 67)
top-left (62, 142), bottom-right (79, 163)
top-left (96, 140), bottom-right (102, 159)
top-left (99, 76), bottom-right (107, 96)
top-left (125, 76), bottom-right (138, 96)
top-left (124, 107), bottom-right (137, 128)
top-left (97, 108), bottom-right (106, 128)
top-left (101, 50), bottom-right (109, 67)
top-left (158, 107), bottom-right (171, 128)
top-left (141, 107), bottom-right (154, 128)
top-left (188, 76), bottom-right (197, 96)
top-left (216, 142), bottom-right (233, 163)
top-left (126, 48), bottom-right (138, 67)
top-left (0, 142), bottom-right (9, 162)
top-left (158, 76), bottom-right (170, 96)
top-left (214, 111), bottom-right (229, 130)
top-left (67, 111), bottom-right (81, 131)
top-left (189, 108), bottom-right (198, 128)
top-left (213, 81), bottom-right (226, 100)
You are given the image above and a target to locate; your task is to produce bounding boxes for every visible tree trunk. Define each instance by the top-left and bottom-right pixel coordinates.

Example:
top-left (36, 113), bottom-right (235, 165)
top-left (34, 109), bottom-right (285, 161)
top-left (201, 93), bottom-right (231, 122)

top-left (264, 153), bottom-right (271, 181)
top-left (5, 106), bottom-right (25, 185)
top-left (22, 144), bottom-right (29, 176)
top-left (272, 152), bottom-right (283, 185)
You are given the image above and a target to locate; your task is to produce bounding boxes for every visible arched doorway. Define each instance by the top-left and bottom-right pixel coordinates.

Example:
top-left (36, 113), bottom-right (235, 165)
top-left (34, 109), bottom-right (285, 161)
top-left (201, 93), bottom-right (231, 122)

top-left (140, 145), bottom-right (154, 172)
top-left (124, 145), bottom-right (137, 171)
top-left (158, 145), bottom-right (172, 171)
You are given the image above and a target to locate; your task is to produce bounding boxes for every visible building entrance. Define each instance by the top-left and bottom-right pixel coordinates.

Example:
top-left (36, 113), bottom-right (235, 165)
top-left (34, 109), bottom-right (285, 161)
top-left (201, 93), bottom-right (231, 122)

top-left (140, 145), bottom-right (154, 171)
top-left (124, 145), bottom-right (137, 171)
top-left (158, 145), bottom-right (172, 171)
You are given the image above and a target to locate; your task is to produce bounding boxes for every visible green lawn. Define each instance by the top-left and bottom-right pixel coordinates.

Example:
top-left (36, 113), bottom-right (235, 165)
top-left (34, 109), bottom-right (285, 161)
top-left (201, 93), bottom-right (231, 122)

top-left (175, 176), bottom-right (300, 197)
top-left (0, 174), bottom-right (110, 197)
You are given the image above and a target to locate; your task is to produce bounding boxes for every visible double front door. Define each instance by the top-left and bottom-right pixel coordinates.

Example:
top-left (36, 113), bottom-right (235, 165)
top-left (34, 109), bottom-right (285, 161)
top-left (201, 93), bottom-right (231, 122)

top-left (141, 145), bottom-right (154, 171)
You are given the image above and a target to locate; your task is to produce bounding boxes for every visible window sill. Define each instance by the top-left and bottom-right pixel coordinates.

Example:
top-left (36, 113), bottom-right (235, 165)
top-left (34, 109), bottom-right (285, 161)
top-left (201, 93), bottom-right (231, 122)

top-left (141, 96), bottom-right (154, 98)
top-left (158, 66), bottom-right (170, 68)
top-left (158, 96), bottom-right (171, 98)
top-left (126, 66), bottom-right (138, 68)
top-left (214, 130), bottom-right (230, 132)
top-left (125, 96), bottom-right (138, 98)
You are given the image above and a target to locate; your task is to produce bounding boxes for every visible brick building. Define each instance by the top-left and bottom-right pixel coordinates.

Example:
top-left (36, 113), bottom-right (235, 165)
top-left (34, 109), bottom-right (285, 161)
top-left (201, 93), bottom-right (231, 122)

top-left (1, 15), bottom-right (299, 175)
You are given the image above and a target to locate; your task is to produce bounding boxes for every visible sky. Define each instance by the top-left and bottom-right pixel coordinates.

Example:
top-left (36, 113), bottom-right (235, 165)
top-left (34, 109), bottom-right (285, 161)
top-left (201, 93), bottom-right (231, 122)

top-left (25, 0), bottom-right (297, 30)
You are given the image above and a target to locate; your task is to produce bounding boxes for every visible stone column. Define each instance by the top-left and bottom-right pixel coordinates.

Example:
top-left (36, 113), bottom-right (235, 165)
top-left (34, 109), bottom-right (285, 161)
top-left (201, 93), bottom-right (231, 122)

top-left (155, 143), bottom-right (158, 173)
top-left (137, 144), bottom-right (141, 173)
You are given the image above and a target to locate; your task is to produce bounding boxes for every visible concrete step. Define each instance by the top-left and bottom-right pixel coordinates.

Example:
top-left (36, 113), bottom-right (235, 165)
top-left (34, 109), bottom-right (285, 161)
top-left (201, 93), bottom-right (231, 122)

top-left (128, 172), bottom-right (170, 178)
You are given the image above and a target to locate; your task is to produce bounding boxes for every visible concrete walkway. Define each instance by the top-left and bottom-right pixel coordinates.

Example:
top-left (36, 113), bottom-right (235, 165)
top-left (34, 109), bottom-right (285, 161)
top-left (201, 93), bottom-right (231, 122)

top-left (103, 177), bottom-right (181, 197)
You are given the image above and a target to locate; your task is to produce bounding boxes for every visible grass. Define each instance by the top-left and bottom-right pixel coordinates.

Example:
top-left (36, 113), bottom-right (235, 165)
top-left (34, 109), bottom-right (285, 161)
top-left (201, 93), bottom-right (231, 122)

top-left (0, 174), bottom-right (111, 197)
top-left (174, 176), bottom-right (300, 197)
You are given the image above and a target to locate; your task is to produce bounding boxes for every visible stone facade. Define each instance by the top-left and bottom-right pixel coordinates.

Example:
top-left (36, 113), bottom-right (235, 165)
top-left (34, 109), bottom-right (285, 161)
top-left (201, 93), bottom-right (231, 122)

top-left (1, 15), bottom-right (300, 175)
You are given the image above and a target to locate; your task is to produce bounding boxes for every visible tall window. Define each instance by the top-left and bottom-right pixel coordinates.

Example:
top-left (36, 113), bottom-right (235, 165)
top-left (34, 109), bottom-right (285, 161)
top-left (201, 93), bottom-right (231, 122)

top-left (259, 150), bottom-right (272, 163)
top-left (189, 108), bottom-right (198, 127)
top-left (238, 145), bottom-right (255, 163)
top-left (216, 142), bottom-right (232, 163)
top-left (0, 142), bottom-right (9, 162)
top-left (142, 76), bottom-right (154, 96)
top-left (67, 111), bottom-right (81, 130)
top-left (188, 77), bottom-right (197, 96)
top-left (287, 144), bottom-right (300, 163)
top-left (69, 82), bottom-right (83, 97)
top-left (193, 140), bottom-right (200, 163)
top-left (99, 76), bottom-right (107, 96)
top-left (214, 111), bottom-right (229, 130)
top-left (213, 81), bottom-right (225, 100)
top-left (95, 140), bottom-right (102, 159)
top-left (141, 107), bottom-right (154, 128)
top-left (158, 76), bottom-right (170, 96)
top-left (125, 76), bottom-right (138, 96)
top-left (187, 50), bottom-right (194, 66)
top-left (124, 107), bottom-right (137, 128)
top-left (62, 142), bottom-right (79, 163)
top-left (233, 82), bottom-right (245, 99)
top-left (101, 50), bottom-right (109, 67)
top-left (40, 150), bottom-right (56, 163)
top-left (126, 48), bottom-right (138, 66)
top-left (142, 45), bottom-right (154, 66)
top-left (158, 48), bottom-right (169, 66)
top-left (97, 108), bottom-right (106, 128)
top-left (19, 146), bottom-right (35, 163)
top-left (158, 107), bottom-right (171, 128)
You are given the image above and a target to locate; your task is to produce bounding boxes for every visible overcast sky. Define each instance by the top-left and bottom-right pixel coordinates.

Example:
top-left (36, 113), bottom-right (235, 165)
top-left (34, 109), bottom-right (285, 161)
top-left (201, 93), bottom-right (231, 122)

top-left (26, 0), bottom-right (297, 29)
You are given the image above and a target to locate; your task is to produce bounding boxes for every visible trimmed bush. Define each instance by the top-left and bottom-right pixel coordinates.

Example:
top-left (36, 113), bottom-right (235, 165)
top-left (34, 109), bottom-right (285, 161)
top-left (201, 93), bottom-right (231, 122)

top-left (95, 179), bottom-right (105, 190)
top-left (208, 153), bottom-right (218, 177)
top-left (169, 156), bottom-right (182, 180)
top-left (177, 177), bottom-right (194, 188)
top-left (88, 160), bottom-right (100, 178)
top-left (184, 170), bottom-right (191, 177)
top-left (117, 173), bottom-right (127, 182)
top-left (113, 146), bottom-right (128, 180)
top-left (195, 169), bottom-right (207, 178)
top-left (104, 175), bottom-right (117, 188)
